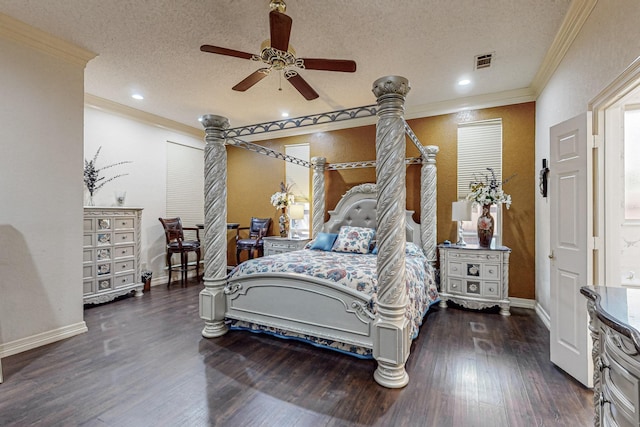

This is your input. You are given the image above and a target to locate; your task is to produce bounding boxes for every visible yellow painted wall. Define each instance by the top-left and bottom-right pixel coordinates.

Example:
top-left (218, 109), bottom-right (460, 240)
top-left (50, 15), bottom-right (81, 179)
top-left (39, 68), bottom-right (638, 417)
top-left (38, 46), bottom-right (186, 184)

top-left (227, 102), bottom-right (535, 299)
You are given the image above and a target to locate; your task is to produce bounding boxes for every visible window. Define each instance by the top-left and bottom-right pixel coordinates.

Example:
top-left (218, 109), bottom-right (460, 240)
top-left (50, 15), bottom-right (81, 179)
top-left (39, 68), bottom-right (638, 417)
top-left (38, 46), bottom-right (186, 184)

top-left (166, 141), bottom-right (204, 242)
top-left (457, 119), bottom-right (503, 246)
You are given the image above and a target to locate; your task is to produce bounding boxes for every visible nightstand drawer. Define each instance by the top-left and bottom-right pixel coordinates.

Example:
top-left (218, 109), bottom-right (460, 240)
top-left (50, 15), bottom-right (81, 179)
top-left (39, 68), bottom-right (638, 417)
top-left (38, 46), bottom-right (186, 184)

top-left (448, 261), bottom-right (463, 277)
top-left (448, 278), bottom-right (463, 293)
top-left (484, 282), bottom-right (500, 296)
top-left (483, 264), bottom-right (500, 279)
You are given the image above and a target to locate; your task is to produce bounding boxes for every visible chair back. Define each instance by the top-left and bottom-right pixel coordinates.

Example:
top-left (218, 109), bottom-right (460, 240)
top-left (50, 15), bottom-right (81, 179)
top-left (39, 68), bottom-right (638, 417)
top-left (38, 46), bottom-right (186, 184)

top-left (159, 217), bottom-right (185, 244)
top-left (249, 217), bottom-right (272, 239)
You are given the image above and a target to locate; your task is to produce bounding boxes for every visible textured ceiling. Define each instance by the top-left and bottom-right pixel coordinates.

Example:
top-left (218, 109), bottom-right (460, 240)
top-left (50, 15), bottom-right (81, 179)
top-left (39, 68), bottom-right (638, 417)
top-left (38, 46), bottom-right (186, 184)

top-left (0, 0), bottom-right (572, 130)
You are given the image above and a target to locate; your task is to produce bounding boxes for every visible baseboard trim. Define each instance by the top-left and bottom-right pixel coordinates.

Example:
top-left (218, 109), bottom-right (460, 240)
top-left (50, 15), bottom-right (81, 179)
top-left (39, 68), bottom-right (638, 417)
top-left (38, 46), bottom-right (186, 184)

top-left (535, 303), bottom-right (551, 330)
top-left (510, 297), bottom-right (536, 310)
top-left (0, 321), bottom-right (88, 358)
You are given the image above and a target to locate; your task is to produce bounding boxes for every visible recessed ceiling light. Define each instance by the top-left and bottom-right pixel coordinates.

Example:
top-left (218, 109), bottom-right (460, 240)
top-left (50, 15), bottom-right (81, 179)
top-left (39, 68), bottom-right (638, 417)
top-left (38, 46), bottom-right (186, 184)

top-left (281, 112), bottom-right (289, 118)
top-left (131, 93), bottom-right (144, 100)
top-left (458, 79), bottom-right (471, 86)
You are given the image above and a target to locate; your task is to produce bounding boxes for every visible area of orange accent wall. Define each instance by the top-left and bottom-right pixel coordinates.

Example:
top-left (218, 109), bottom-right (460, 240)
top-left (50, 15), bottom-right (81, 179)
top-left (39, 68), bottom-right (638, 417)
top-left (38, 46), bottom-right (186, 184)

top-left (226, 102), bottom-right (535, 299)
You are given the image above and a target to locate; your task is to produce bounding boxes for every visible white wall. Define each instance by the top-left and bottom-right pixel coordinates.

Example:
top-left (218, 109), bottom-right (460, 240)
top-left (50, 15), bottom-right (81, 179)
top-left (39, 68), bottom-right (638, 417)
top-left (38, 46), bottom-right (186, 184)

top-left (0, 25), bottom-right (90, 354)
top-left (535, 0), bottom-right (640, 317)
top-left (83, 107), bottom-right (204, 282)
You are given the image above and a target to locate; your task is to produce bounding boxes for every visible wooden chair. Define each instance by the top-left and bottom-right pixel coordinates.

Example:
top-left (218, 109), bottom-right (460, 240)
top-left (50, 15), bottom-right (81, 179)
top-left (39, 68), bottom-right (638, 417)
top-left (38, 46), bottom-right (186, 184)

top-left (236, 217), bottom-right (272, 264)
top-left (158, 217), bottom-right (201, 287)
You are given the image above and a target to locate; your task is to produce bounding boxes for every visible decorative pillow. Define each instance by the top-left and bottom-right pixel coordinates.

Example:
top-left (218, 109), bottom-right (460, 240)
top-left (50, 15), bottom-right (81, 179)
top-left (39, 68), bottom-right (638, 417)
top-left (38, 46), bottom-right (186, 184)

top-left (405, 242), bottom-right (423, 256)
top-left (371, 245), bottom-right (378, 255)
top-left (309, 232), bottom-right (339, 251)
top-left (331, 226), bottom-right (376, 254)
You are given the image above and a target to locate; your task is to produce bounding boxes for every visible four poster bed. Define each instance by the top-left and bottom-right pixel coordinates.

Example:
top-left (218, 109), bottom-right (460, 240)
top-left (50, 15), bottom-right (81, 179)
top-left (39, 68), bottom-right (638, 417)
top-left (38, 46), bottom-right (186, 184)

top-left (199, 75), bottom-right (439, 388)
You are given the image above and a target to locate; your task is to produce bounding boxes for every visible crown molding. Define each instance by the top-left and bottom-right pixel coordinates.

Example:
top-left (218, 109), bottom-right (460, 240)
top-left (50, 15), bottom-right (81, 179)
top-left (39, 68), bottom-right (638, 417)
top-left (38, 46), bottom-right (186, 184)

top-left (530, 0), bottom-right (598, 96)
top-left (0, 12), bottom-right (96, 67)
top-left (84, 94), bottom-right (205, 140)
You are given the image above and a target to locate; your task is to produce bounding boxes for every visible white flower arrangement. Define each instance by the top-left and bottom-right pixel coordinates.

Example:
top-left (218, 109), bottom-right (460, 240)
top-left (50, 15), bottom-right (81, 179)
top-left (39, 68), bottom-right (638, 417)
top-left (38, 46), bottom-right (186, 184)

top-left (270, 182), bottom-right (294, 209)
top-left (466, 168), bottom-right (513, 209)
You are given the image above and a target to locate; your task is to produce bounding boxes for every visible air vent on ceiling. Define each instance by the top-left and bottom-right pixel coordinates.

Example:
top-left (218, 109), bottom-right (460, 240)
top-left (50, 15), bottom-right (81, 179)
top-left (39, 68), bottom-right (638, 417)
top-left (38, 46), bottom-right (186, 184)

top-left (474, 53), bottom-right (493, 70)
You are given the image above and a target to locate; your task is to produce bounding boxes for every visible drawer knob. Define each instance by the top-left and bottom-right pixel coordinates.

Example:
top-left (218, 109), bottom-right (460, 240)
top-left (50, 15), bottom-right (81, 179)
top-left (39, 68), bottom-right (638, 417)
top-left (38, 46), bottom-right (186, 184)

top-left (122, 264), bottom-right (127, 268)
top-left (452, 267), bottom-right (458, 272)
top-left (488, 287), bottom-right (494, 292)
top-left (122, 278), bottom-right (126, 283)
top-left (122, 250), bottom-right (127, 254)
top-left (488, 269), bottom-right (494, 274)
top-left (452, 284), bottom-right (458, 289)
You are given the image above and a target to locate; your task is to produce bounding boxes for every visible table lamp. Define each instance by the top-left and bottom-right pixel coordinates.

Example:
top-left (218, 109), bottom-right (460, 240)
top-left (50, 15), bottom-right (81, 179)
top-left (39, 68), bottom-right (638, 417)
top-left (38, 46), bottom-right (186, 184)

top-left (289, 204), bottom-right (305, 239)
top-left (451, 200), bottom-right (472, 246)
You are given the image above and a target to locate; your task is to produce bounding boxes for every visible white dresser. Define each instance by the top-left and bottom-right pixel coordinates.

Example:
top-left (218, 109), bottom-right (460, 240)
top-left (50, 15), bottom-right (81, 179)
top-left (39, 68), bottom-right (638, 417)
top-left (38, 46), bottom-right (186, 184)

top-left (582, 286), bottom-right (640, 427)
top-left (83, 207), bottom-right (143, 304)
top-left (438, 244), bottom-right (511, 316)
top-left (263, 236), bottom-right (311, 256)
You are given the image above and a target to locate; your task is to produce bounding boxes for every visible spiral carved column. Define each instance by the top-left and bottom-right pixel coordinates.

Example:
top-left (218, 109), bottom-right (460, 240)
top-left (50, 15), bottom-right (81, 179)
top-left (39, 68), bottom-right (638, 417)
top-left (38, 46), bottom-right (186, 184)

top-left (311, 157), bottom-right (326, 239)
top-left (372, 76), bottom-right (411, 388)
top-left (199, 114), bottom-right (230, 338)
top-left (420, 145), bottom-right (439, 265)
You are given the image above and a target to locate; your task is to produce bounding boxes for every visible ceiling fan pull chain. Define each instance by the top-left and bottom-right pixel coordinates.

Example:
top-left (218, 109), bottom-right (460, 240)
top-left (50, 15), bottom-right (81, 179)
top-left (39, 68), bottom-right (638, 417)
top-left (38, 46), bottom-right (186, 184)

top-left (279, 70), bottom-right (283, 91)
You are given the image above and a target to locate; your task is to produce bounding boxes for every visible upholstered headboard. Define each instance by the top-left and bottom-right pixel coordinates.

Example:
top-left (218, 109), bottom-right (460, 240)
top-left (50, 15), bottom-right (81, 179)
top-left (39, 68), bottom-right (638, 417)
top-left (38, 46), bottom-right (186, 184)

top-left (322, 183), bottom-right (422, 247)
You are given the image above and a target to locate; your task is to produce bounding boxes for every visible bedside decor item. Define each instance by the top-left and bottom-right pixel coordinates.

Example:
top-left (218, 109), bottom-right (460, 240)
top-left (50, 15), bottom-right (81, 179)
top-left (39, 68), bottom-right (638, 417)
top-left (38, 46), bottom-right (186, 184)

top-left (84, 147), bottom-right (131, 206)
top-left (270, 182), bottom-right (294, 237)
top-left (114, 190), bottom-right (126, 206)
top-left (288, 204), bottom-right (305, 238)
top-left (466, 168), bottom-right (512, 248)
top-left (451, 200), bottom-right (471, 246)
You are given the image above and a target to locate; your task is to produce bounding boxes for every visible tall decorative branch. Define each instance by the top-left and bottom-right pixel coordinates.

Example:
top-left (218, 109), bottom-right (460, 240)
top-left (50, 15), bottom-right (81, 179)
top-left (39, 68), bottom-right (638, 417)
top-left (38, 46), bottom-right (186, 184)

top-left (83, 146), bottom-right (132, 202)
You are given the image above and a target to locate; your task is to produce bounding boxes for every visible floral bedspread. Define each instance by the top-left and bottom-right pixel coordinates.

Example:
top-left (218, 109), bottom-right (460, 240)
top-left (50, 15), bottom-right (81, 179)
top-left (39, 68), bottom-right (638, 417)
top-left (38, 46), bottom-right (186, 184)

top-left (228, 242), bottom-right (439, 340)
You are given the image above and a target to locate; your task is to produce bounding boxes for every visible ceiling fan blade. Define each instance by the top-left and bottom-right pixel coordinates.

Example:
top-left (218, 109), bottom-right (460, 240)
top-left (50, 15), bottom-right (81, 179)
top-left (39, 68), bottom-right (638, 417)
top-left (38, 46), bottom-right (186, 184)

top-left (269, 10), bottom-right (292, 52)
top-left (200, 45), bottom-right (254, 60)
top-left (300, 58), bottom-right (357, 73)
top-left (232, 68), bottom-right (270, 92)
top-left (286, 72), bottom-right (319, 100)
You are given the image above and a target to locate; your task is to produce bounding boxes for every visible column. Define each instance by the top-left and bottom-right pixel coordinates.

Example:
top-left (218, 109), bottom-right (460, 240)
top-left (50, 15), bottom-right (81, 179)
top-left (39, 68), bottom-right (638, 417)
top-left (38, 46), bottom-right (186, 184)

top-left (311, 156), bottom-right (326, 239)
top-left (420, 145), bottom-right (439, 264)
top-left (199, 114), bottom-right (230, 338)
top-left (371, 75), bottom-right (411, 388)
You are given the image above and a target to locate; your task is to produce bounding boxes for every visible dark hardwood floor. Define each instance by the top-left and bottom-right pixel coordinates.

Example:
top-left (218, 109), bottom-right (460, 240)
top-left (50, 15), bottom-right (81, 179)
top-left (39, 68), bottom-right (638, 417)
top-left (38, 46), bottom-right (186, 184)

top-left (0, 281), bottom-right (593, 426)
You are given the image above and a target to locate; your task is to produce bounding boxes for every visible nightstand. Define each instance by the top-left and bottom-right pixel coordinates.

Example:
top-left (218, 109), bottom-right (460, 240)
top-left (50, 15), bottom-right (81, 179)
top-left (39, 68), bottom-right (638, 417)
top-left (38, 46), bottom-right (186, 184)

top-left (263, 236), bottom-right (311, 256)
top-left (438, 244), bottom-right (511, 315)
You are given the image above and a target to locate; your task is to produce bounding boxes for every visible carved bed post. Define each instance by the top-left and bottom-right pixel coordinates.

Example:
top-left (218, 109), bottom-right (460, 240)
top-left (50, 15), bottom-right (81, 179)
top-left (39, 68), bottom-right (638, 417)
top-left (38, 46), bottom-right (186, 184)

top-left (372, 75), bottom-right (411, 388)
top-left (420, 145), bottom-right (439, 265)
top-left (311, 156), bottom-right (326, 239)
top-left (199, 114), bottom-right (230, 338)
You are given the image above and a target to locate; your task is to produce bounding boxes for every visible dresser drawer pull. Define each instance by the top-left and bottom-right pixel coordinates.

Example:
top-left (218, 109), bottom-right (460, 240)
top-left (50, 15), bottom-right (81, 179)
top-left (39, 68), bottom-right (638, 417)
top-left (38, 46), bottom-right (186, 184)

top-left (451, 267), bottom-right (458, 272)
top-left (488, 269), bottom-right (494, 274)
top-left (121, 278), bottom-right (127, 283)
top-left (452, 284), bottom-right (458, 289)
top-left (122, 250), bottom-right (127, 254)
top-left (488, 286), bottom-right (494, 293)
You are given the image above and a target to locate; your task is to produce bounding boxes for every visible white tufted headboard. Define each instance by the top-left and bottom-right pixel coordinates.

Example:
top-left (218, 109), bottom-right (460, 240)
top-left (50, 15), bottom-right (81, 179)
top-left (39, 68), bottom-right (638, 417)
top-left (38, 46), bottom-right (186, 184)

top-left (322, 183), bottom-right (422, 247)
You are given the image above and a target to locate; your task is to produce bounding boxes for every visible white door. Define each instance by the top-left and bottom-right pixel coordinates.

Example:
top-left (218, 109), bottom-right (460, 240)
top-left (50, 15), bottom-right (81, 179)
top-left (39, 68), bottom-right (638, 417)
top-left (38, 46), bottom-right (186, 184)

top-left (549, 114), bottom-right (593, 387)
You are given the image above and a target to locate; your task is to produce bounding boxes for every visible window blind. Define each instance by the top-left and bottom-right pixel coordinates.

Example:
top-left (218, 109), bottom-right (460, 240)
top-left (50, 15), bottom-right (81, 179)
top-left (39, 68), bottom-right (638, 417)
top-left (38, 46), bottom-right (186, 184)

top-left (457, 119), bottom-right (503, 199)
top-left (166, 141), bottom-right (205, 233)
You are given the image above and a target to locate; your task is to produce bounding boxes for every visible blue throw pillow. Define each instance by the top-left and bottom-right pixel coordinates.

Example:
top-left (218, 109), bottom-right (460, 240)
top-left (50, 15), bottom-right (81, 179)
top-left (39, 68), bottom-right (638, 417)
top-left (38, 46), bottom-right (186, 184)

top-left (309, 232), bottom-right (339, 251)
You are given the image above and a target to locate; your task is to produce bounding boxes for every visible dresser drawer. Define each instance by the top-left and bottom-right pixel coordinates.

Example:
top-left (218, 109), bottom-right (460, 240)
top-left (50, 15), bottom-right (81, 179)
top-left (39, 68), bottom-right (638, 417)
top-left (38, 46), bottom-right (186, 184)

top-left (83, 265), bottom-right (94, 280)
top-left (267, 241), bottom-right (299, 250)
top-left (114, 273), bottom-right (135, 288)
top-left (83, 218), bottom-right (94, 232)
top-left (114, 245), bottom-right (135, 259)
top-left (114, 231), bottom-right (134, 244)
top-left (114, 218), bottom-right (135, 229)
top-left (115, 260), bottom-right (135, 273)
top-left (484, 281), bottom-right (500, 296)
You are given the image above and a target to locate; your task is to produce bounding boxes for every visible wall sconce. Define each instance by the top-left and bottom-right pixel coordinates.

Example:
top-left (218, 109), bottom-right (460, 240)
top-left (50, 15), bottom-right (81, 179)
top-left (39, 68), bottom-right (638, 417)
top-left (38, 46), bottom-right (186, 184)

top-left (289, 204), bottom-right (305, 239)
top-left (452, 200), bottom-right (472, 246)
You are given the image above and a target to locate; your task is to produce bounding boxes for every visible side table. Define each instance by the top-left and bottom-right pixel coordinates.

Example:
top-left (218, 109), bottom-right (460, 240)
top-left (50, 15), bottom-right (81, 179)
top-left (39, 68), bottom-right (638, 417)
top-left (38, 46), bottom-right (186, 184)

top-left (438, 243), bottom-right (511, 315)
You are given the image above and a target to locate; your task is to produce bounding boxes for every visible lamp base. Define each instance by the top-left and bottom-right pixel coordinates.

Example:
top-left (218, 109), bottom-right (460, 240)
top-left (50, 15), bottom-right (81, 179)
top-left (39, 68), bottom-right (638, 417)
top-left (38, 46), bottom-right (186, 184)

top-left (456, 221), bottom-right (467, 246)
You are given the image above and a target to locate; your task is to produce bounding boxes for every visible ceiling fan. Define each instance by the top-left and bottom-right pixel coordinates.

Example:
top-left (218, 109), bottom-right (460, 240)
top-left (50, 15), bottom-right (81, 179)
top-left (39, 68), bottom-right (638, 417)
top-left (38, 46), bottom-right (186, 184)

top-left (200, 0), bottom-right (356, 100)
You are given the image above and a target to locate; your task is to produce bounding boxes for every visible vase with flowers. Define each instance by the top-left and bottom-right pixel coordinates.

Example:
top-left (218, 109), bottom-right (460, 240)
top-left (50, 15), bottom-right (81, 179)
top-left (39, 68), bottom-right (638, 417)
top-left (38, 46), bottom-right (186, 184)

top-left (270, 182), bottom-right (295, 237)
top-left (466, 168), bottom-right (512, 247)
top-left (84, 146), bottom-right (132, 206)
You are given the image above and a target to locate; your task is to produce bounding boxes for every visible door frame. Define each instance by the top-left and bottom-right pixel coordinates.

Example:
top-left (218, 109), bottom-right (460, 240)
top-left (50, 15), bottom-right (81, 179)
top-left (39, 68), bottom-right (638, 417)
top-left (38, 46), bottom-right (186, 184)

top-left (589, 56), bottom-right (640, 286)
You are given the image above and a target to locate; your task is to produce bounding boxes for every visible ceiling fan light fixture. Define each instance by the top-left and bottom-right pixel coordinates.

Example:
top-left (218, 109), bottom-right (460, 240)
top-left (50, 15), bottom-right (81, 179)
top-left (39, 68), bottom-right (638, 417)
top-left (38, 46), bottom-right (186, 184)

top-left (269, 0), bottom-right (286, 14)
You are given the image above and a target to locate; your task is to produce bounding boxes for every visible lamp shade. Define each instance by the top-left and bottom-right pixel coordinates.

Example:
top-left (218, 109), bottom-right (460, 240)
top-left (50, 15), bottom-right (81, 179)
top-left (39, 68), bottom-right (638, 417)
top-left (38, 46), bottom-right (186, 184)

top-left (452, 200), bottom-right (472, 222)
top-left (289, 204), bottom-right (305, 220)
